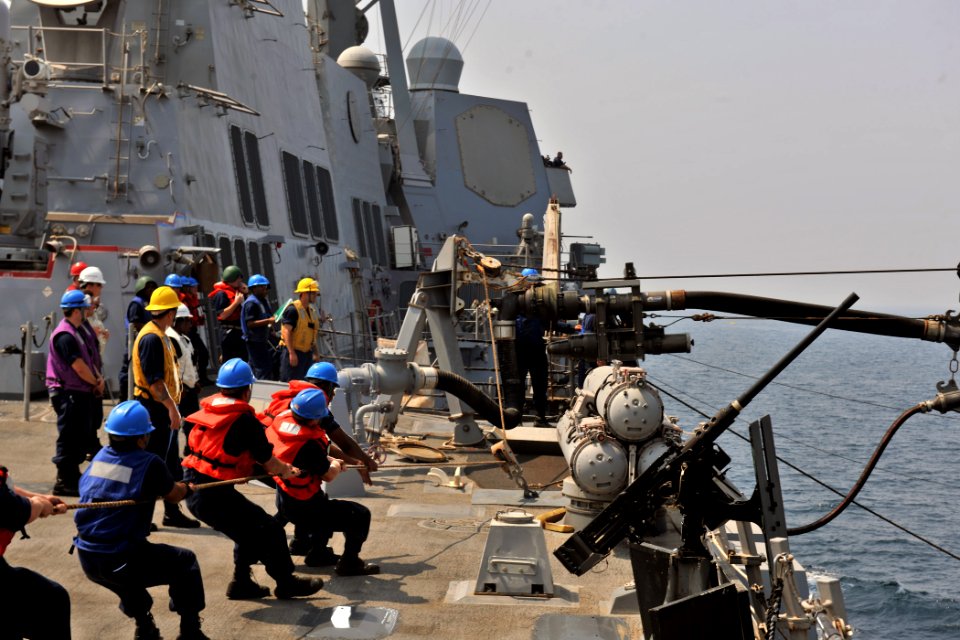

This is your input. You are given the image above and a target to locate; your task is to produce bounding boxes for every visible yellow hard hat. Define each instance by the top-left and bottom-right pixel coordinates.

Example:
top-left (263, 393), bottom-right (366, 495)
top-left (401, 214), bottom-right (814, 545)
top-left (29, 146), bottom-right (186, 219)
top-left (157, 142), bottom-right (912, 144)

top-left (295, 277), bottom-right (319, 294)
top-left (145, 285), bottom-right (181, 312)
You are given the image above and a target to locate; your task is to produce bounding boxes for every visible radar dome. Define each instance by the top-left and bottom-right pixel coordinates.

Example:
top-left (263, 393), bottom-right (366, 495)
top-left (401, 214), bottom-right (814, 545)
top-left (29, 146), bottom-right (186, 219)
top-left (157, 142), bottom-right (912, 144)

top-left (337, 46), bottom-right (381, 88)
top-left (406, 37), bottom-right (463, 92)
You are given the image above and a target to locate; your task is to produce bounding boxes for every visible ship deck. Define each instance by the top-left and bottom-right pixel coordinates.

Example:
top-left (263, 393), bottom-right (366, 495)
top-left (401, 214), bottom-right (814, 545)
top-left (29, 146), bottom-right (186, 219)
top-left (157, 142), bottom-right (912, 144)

top-left (1, 397), bottom-right (643, 640)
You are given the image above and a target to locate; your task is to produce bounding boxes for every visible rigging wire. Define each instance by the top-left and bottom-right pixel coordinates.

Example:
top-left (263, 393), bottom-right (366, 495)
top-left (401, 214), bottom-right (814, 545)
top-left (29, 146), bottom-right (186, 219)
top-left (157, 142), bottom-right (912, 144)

top-left (644, 379), bottom-right (960, 563)
top-left (647, 373), bottom-right (959, 489)
top-left (633, 266), bottom-right (957, 281)
top-left (664, 352), bottom-right (960, 420)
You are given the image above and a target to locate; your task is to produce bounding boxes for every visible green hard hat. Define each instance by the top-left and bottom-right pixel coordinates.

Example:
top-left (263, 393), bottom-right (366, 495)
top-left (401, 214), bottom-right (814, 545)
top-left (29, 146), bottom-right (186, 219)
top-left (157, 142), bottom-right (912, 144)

top-left (135, 275), bottom-right (156, 294)
top-left (223, 265), bottom-right (243, 283)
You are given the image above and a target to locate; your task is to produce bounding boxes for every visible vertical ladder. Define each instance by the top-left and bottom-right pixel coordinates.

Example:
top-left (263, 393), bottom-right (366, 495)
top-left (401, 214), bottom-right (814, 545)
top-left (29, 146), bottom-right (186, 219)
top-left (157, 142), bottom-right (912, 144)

top-left (108, 27), bottom-right (133, 200)
top-left (150, 0), bottom-right (169, 78)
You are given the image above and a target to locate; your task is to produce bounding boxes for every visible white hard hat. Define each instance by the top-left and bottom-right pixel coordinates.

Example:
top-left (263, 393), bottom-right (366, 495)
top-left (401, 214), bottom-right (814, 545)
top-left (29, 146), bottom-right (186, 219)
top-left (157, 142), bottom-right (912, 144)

top-left (175, 304), bottom-right (192, 319)
top-left (78, 266), bottom-right (106, 285)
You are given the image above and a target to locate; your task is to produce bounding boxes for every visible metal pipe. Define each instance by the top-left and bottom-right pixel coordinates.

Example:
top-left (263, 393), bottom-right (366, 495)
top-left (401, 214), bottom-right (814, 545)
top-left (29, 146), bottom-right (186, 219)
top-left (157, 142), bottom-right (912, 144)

top-left (354, 402), bottom-right (383, 439)
top-left (127, 323), bottom-right (136, 400)
top-left (22, 322), bottom-right (32, 421)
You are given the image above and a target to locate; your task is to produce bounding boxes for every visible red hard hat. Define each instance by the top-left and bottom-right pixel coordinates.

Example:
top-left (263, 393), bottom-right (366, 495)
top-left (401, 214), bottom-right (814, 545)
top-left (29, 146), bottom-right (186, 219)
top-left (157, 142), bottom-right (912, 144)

top-left (70, 261), bottom-right (88, 276)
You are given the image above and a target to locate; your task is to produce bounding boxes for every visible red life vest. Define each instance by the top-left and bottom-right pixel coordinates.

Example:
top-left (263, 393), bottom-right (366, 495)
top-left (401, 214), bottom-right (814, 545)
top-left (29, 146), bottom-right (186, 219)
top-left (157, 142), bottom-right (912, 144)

top-left (266, 410), bottom-right (329, 500)
top-left (209, 281), bottom-right (241, 323)
top-left (182, 395), bottom-right (259, 480)
top-left (257, 380), bottom-right (319, 428)
top-left (179, 291), bottom-right (204, 326)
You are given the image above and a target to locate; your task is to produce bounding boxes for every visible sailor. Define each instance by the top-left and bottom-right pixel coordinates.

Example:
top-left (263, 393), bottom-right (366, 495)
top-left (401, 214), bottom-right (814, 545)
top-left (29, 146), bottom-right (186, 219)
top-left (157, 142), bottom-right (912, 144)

top-left (576, 310), bottom-right (597, 388)
top-left (132, 286), bottom-right (200, 529)
top-left (74, 401), bottom-right (209, 640)
top-left (259, 361), bottom-right (379, 557)
top-left (268, 389), bottom-right (380, 575)
top-left (550, 150), bottom-right (572, 172)
top-left (164, 273), bottom-right (183, 292)
top-left (182, 358), bottom-right (323, 600)
top-left (119, 275), bottom-right (158, 401)
top-left (279, 277), bottom-right (321, 382)
top-left (209, 265), bottom-right (246, 364)
top-left (179, 276), bottom-right (211, 386)
top-left (79, 266), bottom-right (108, 457)
top-left (84, 293), bottom-right (110, 355)
top-left (241, 273), bottom-right (275, 380)
top-left (46, 290), bottom-right (105, 496)
top-left (169, 304), bottom-right (201, 455)
top-left (66, 260), bottom-right (88, 292)
top-left (516, 268), bottom-right (550, 426)
top-left (0, 465), bottom-right (70, 640)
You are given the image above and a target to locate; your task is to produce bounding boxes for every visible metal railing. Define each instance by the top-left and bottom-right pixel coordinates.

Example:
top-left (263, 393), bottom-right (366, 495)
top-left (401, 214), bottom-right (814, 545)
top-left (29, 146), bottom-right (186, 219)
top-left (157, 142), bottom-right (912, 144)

top-left (12, 25), bottom-right (111, 87)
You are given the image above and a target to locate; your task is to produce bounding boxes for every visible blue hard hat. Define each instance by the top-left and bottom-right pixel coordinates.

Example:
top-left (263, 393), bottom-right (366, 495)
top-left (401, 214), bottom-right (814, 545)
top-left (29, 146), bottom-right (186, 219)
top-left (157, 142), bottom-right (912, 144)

top-left (164, 274), bottom-right (183, 288)
top-left (306, 362), bottom-right (339, 387)
top-left (289, 388), bottom-right (329, 421)
top-left (247, 274), bottom-right (270, 288)
top-left (104, 401), bottom-right (155, 436)
top-left (183, 276), bottom-right (198, 287)
top-left (521, 268), bottom-right (539, 278)
top-left (60, 289), bottom-right (91, 309)
top-left (216, 358), bottom-right (256, 389)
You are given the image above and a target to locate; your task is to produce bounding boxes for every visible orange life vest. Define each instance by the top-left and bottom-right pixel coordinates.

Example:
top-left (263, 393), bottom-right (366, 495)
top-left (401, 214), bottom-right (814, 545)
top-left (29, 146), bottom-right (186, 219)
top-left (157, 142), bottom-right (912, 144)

top-left (209, 281), bottom-right (241, 323)
top-left (182, 395), bottom-right (259, 480)
top-left (266, 409), bottom-right (329, 500)
top-left (257, 380), bottom-right (319, 428)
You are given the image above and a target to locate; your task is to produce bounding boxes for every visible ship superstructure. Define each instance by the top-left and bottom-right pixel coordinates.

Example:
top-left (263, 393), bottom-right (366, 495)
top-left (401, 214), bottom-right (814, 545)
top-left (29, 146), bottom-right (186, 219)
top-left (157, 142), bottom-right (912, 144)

top-left (0, 0), bottom-right (577, 397)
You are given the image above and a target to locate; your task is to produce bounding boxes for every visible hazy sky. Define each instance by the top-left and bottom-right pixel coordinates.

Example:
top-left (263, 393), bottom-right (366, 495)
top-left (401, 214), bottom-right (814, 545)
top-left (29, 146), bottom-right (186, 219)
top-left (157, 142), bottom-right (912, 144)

top-left (362, 1), bottom-right (960, 315)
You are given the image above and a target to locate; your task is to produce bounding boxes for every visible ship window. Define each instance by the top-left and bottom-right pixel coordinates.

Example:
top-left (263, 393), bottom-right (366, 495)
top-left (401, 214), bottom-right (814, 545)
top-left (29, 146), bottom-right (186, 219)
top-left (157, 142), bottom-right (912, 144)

top-left (233, 239), bottom-right (248, 277)
top-left (248, 241), bottom-right (262, 278)
top-left (352, 198), bottom-right (368, 259)
top-left (218, 236), bottom-right (233, 270)
top-left (370, 204), bottom-right (388, 266)
top-left (317, 166), bottom-right (339, 242)
top-left (282, 151), bottom-right (309, 236)
top-left (260, 243), bottom-right (279, 308)
top-left (201, 233), bottom-right (216, 250)
top-left (244, 131), bottom-right (270, 227)
top-left (229, 126), bottom-right (255, 225)
top-left (302, 159), bottom-right (324, 239)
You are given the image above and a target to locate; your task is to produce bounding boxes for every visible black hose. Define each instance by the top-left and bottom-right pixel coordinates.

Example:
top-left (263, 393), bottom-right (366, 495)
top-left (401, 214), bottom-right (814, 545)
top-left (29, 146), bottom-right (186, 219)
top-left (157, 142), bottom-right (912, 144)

top-left (682, 291), bottom-right (951, 344)
top-left (435, 369), bottom-right (521, 429)
top-left (788, 403), bottom-right (924, 536)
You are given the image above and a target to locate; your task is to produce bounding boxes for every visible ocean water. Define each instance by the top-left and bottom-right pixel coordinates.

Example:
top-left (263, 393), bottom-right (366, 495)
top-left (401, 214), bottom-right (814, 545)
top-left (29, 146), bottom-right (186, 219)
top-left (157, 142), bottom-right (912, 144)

top-left (641, 314), bottom-right (960, 639)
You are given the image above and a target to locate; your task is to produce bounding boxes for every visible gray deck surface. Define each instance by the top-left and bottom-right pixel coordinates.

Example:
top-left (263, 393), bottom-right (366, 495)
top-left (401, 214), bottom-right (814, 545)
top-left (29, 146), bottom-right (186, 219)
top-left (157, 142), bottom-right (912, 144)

top-left (1, 398), bottom-right (642, 640)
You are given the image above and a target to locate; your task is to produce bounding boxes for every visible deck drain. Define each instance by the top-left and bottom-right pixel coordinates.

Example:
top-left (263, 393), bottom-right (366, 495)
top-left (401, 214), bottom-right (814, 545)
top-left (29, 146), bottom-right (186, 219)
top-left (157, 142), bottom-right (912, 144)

top-left (418, 518), bottom-right (488, 533)
top-left (305, 605), bottom-right (398, 639)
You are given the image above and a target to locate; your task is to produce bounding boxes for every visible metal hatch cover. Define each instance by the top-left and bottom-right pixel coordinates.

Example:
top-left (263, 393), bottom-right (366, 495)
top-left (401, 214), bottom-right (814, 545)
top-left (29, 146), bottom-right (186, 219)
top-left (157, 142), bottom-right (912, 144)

top-left (305, 605), bottom-right (398, 639)
top-left (532, 614), bottom-right (632, 640)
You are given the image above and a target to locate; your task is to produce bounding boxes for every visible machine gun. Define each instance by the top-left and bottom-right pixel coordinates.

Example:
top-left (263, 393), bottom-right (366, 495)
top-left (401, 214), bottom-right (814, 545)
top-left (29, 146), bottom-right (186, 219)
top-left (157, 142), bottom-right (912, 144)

top-left (554, 292), bottom-right (859, 576)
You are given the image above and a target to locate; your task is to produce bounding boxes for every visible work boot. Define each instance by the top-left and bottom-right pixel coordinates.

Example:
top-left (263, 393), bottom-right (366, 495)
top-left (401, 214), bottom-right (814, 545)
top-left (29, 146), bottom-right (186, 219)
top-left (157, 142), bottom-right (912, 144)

top-left (288, 537), bottom-right (312, 556)
top-left (303, 546), bottom-right (340, 567)
top-left (162, 504), bottom-right (201, 529)
top-left (134, 613), bottom-right (161, 640)
top-left (274, 574), bottom-right (323, 599)
top-left (52, 474), bottom-right (80, 497)
top-left (176, 615), bottom-right (209, 640)
top-left (225, 572), bottom-right (270, 600)
top-left (335, 557), bottom-right (381, 577)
